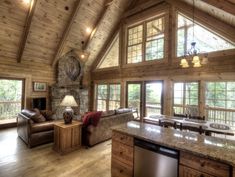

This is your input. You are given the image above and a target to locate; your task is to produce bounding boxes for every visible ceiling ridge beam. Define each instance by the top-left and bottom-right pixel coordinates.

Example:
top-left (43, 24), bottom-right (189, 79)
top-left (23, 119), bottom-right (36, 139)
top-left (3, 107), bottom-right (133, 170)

top-left (123, 0), bottom-right (165, 18)
top-left (52, 0), bottom-right (82, 67)
top-left (201, 0), bottom-right (235, 16)
top-left (17, 0), bottom-right (37, 63)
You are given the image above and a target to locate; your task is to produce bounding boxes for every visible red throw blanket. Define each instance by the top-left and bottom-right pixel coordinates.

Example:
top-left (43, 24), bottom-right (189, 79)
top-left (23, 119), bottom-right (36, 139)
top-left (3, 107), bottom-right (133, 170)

top-left (82, 111), bottom-right (102, 127)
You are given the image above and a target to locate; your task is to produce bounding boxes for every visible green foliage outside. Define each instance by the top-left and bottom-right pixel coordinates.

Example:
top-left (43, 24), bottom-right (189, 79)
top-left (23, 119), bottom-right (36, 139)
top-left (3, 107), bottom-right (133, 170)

top-left (0, 80), bottom-right (22, 120)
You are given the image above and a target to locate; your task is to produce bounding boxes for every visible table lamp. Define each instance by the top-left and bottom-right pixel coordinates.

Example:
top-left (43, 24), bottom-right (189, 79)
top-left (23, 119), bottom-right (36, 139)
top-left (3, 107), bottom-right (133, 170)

top-left (60, 95), bottom-right (78, 124)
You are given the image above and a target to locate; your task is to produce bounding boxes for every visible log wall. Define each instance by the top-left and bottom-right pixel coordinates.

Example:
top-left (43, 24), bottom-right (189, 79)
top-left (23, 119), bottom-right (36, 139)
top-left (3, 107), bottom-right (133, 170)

top-left (90, 1), bottom-right (235, 115)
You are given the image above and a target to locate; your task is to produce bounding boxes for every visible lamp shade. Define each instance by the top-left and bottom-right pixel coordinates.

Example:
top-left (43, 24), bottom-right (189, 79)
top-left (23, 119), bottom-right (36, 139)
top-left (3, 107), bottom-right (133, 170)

top-left (192, 55), bottom-right (200, 64)
top-left (60, 95), bottom-right (78, 107)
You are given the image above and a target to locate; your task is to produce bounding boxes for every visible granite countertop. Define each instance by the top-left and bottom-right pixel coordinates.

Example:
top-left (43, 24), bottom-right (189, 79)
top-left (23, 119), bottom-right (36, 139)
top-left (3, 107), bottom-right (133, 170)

top-left (145, 115), bottom-right (235, 135)
top-left (112, 121), bottom-right (235, 166)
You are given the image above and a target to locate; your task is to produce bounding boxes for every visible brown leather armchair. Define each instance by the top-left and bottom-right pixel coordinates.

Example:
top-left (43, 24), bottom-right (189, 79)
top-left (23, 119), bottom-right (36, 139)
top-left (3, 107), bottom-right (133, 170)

top-left (17, 109), bottom-right (55, 148)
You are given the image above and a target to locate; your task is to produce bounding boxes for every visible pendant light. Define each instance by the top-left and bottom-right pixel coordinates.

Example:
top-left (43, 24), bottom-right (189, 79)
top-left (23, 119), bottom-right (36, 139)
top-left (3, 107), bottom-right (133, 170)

top-left (180, 0), bottom-right (208, 68)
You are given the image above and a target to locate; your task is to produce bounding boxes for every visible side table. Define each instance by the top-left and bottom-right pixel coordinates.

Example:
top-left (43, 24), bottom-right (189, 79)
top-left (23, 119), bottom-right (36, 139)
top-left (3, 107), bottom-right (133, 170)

top-left (53, 121), bottom-right (83, 155)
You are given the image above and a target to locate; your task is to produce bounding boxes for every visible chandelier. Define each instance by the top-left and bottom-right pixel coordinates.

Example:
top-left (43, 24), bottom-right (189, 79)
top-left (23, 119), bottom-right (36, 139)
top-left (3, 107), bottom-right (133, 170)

top-left (180, 0), bottom-right (208, 68)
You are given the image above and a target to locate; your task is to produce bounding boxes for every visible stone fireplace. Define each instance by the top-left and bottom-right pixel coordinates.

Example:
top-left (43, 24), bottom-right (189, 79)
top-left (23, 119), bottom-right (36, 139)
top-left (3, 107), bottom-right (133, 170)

top-left (51, 51), bottom-right (89, 119)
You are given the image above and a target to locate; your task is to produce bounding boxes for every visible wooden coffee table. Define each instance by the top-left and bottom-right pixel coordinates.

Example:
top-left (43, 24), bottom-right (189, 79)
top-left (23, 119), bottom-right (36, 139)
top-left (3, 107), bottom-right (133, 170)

top-left (53, 120), bottom-right (83, 155)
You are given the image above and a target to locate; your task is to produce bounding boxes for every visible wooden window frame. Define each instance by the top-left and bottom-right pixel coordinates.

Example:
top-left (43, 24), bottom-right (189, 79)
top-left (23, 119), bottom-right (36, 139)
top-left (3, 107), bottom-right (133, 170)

top-left (175, 11), bottom-right (235, 59)
top-left (125, 13), bottom-right (168, 65)
top-left (173, 81), bottom-right (200, 115)
top-left (126, 80), bottom-right (164, 122)
top-left (95, 83), bottom-right (121, 111)
top-left (204, 81), bottom-right (235, 129)
top-left (127, 23), bottom-right (144, 64)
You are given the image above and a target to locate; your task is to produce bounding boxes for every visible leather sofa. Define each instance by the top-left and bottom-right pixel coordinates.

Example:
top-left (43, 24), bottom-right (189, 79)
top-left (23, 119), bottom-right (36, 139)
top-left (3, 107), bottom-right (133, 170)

top-left (82, 109), bottom-right (134, 147)
top-left (17, 109), bottom-right (56, 148)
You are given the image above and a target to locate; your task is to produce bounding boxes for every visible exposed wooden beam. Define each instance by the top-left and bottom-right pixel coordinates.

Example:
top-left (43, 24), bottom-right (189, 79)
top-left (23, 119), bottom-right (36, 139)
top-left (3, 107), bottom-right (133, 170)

top-left (83, 0), bottom-right (111, 51)
top-left (91, 27), bottom-right (120, 71)
top-left (52, 0), bottom-right (82, 67)
top-left (17, 0), bottom-right (37, 63)
top-left (201, 0), bottom-right (235, 16)
top-left (89, 0), bottom-right (137, 70)
top-left (123, 0), bottom-right (165, 18)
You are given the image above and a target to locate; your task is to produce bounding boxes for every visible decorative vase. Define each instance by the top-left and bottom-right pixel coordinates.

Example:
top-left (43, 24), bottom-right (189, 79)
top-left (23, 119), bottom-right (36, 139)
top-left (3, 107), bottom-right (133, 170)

top-left (63, 107), bottom-right (74, 124)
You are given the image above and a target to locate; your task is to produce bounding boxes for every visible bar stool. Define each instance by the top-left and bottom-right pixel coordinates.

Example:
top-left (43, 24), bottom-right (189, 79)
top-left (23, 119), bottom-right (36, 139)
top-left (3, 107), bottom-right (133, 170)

top-left (159, 119), bottom-right (177, 129)
top-left (180, 123), bottom-right (204, 134)
top-left (188, 115), bottom-right (205, 120)
top-left (173, 112), bottom-right (188, 118)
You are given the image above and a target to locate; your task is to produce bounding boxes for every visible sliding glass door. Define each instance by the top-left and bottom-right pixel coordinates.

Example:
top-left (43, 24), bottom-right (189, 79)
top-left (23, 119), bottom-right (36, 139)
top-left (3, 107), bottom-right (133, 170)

top-left (145, 82), bottom-right (163, 117)
top-left (127, 81), bottom-right (163, 120)
top-left (127, 82), bottom-right (142, 119)
top-left (0, 78), bottom-right (24, 124)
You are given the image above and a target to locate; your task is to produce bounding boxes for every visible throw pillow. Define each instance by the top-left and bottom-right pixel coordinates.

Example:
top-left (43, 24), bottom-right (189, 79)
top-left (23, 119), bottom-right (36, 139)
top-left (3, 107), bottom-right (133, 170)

top-left (30, 108), bottom-right (46, 123)
top-left (82, 112), bottom-right (94, 126)
top-left (41, 110), bottom-right (55, 121)
top-left (82, 111), bottom-right (102, 127)
top-left (91, 111), bottom-right (102, 126)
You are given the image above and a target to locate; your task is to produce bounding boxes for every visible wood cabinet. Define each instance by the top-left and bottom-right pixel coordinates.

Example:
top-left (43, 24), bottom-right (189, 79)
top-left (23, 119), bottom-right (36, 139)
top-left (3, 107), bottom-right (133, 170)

top-left (179, 165), bottom-right (216, 177)
top-left (53, 121), bottom-right (82, 155)
top-left (112, 131), bottom-right (134, 177)
top-left (180, 152), bottom-right (230, 177)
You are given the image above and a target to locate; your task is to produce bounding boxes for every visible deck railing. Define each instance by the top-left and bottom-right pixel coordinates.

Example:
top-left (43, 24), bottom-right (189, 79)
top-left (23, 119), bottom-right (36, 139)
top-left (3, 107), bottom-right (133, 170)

top-left (205, 107), bottom-right (235, 130)
top-left (0, 101), bottom-right (21, 120)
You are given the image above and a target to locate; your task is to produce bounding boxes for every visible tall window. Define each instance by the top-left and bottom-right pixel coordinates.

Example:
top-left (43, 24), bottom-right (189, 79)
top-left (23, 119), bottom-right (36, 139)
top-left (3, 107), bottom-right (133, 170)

top-left (96, 84), bottom-right (121, 111)
top-left (173, 82), bottom-right (199, 115)
top-left (177, 13), bottom-right (235, 57)
top-left (127, 25), bottom-right (143, 63)
top-left (0, 79), bottom-right (24, 124)
top-left (127, 16), bottom-right (165, 64)
top-left (145, 82), bottom-right (163, 117)
top-left (205, 82), bottom-right (235, 128)
top-left (146, 18), bottom-right (165, 61)
top-left (127, 81), bottom-right (163, 119)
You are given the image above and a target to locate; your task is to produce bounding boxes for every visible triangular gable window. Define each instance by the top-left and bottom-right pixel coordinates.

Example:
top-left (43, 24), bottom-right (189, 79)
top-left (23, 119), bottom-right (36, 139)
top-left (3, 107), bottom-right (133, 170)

top-left (97, 34), bottom-right (119, 69)
top-left (177, 13), bottom-right (235, 57)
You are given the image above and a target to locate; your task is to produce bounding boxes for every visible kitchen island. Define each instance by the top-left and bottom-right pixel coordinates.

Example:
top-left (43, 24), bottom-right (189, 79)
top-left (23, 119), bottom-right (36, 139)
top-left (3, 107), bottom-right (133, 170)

top-left (111, 121), bottom-right (235, 177)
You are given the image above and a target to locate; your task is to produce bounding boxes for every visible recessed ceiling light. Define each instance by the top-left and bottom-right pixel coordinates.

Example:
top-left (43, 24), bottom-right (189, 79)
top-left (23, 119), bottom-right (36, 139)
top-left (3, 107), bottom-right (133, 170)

top-left (86, 28), bottom-right (92, 34)
top-left (80, 54), bottom-right (85, 59)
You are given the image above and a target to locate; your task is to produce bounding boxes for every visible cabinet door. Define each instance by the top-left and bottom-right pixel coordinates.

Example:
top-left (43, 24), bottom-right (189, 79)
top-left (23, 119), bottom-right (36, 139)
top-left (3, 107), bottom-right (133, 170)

top-left (179, 165), bottom-right (215, 177)
top-left (112, 158), bottom-right (133, 177)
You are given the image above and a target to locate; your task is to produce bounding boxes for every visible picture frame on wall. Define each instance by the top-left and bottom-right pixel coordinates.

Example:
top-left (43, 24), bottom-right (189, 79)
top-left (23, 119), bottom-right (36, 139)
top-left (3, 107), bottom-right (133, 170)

top-left (33, 82), bottom-right (47, 92)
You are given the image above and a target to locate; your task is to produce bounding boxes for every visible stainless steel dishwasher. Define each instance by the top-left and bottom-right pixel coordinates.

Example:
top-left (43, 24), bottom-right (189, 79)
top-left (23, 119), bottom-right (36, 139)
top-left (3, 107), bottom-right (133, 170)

top-left (134, 139), bottom-right (179, 177)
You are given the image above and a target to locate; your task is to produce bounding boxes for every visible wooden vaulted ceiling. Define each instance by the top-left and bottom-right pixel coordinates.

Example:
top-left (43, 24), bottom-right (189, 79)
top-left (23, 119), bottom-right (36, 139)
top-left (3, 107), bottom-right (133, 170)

top-left (0, 0), bottom-right (235, 71)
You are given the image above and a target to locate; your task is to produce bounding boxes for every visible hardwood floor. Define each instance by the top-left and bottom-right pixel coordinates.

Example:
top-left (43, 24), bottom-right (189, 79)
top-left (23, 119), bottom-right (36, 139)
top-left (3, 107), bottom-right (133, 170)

top-left (0, 128), bottom-right (111, 177)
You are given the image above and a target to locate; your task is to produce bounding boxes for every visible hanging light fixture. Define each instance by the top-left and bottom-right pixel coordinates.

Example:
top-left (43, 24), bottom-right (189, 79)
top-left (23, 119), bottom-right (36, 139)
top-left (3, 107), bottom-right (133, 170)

top-left (180, 0), bottom-right (208, 68)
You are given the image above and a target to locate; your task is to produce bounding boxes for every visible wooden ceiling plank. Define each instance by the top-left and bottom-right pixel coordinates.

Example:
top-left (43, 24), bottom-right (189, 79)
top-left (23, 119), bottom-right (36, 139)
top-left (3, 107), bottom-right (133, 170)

top-left (17, 0), bottom-right (37, 63)
top-left (83, 0), bottom-right (112, 51)
top-left (51, 0), bottom-right (82, 67)
top-left (201, 0), bottom-right (235, 16)
top-left (91, 26), bottom-right (120, 71)
top-left (91, 0), bottom-right (137, 70)
top-left (123, 0), bottom-right (165, 18)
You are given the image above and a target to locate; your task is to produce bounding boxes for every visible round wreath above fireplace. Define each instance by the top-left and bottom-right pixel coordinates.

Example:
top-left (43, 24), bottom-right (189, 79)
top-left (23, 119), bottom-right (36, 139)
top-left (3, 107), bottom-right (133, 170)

top-left (57, 51), bottom-right (84, 87)
top-left (65, 56), bottom-right (81, 81)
